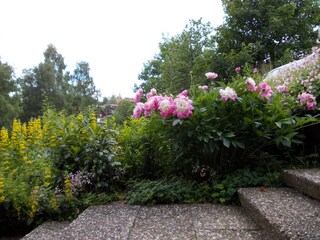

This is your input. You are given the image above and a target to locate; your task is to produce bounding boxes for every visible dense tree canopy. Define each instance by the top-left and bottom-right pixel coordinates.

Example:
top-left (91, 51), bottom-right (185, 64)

top-left (137, 19), bottom-right (215, 95)
top-left (137, 0), bottom-right (320, 90)
top-left (0, 60), bottom-right (20, 128)
top-left (19, 44), bottom-right (99, 122)
top-left (217, 0), bottom-right (320, 69)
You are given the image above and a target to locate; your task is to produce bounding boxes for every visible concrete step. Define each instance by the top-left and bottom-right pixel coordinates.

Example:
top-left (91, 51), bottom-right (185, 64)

top-left (283, 169), bottom-right (320, 201)
top-left (238, 187), bottom-right (320, 240)
top-left (22, 221), bottom-right (70, 240)
top-left (22, 204), bottom-right (268, 239)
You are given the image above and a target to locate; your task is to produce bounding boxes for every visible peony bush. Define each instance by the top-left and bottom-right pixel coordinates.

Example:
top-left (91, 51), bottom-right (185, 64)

top-left (130, 63), bottom-right (319, 178)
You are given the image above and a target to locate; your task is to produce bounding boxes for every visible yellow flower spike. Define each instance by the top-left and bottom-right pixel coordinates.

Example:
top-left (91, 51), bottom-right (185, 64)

top-left (11, 119), bottom-right (22, 145)
top-left (22, 124), bottom-right (27, 138)
top-left (50, 196), bottom-right (57, 209)
top-left (64, 179), bottom-right (73, 200)
top-left (0, 128), bottom-right (9, 149)
top-left (77, 114), bottom-right (84, 122)
top-left (28, 187), bottom-right (39, 219)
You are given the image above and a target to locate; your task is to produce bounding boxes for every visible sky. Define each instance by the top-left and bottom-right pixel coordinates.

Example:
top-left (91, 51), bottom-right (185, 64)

top-left (0, 0), bottom-right (225, 99)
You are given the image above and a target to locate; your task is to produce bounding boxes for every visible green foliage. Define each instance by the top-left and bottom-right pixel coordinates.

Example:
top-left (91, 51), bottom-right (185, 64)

top-left (19, 44), bottom-right (99, 122)
top-left (137, 19), bottom-right (215, 95)
top-left (43, 109), bottom-right (123, 192)
top-left (211, 168), bottom-right (282, 204)
top-left (116, 118), bottom-right (147, 178)
top-left (0, 60), bottom-right (21, 129)
top-left (113, 99), bottom-right (135, 125)
top-left (130, 63), bottom-right (320, 178)
top-left (117, 116), bottom-right (174, 179)
top-left (0, 108), bottom-right (124, 228)
top-left (126, 178), bottom-right (209, 205)
top-left (217, 0), bottom-right (320, 72)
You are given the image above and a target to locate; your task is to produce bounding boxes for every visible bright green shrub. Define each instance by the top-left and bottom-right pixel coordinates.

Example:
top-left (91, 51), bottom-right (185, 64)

top-left (42, 110), bottom-right (123, 192)
top-left (0, 109), bottom-right (123, 227)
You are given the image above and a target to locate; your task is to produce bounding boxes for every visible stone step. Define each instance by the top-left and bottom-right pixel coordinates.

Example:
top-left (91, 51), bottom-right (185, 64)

top-left (22, 221), bottom-right (70, 240)
top-left (238, 187), bottom-right (320, 240)
top-left (22, 204), bottom-right (268, 239)
top-left (283, 169), bottom-right (320, 201)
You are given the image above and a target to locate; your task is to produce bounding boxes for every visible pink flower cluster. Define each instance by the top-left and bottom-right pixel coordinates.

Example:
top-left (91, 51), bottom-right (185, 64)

top-left (245, 78), bottom-right (273, 101)
top-left (219, 87), bottom-right (238, 101)
top-left (198, 85), bottom-right (209, 90)
top-left (298, 93), bottom-right (317, 110)
top-left (276, 85), bottom-right (289, 93)
top-left (256, 82), bottom-right (273, 101)
top-left (245, 77), bottom-right (317, 110)
top-left (133, 89), bottom-right (193, 119)
top-left (245, 78), bottom-right (256, 92)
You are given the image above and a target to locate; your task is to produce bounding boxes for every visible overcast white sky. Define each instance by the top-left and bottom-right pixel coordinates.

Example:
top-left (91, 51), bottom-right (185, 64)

top-left (0, 0), bottom-right (225, 99)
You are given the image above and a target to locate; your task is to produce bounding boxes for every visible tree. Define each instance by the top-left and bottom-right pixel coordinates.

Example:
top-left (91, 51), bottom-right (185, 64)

top-left (137, 19), bottom-right (216, 95)
top-left (113, 98), bottom-right (135, 125)
top-left (216, 0), bottom-right (320, 71)
top-left (0, 59), bottom-right (20, 128)
top-left (20, 45), bottom-right (100, 121)
top-left (20, 44), bottom-right (69, 121)
top-left (70, 61), bottom-right (99, 112)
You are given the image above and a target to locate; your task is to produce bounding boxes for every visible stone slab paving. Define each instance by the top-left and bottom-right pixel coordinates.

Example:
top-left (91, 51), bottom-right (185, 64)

top-left (238, 187), bottom-right (320, 240)
top-left (22, 203), bottom-right (267, 240)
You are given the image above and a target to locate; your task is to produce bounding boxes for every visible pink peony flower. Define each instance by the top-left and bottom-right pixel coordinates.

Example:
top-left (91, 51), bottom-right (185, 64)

top-left (147, 88), bottom-right (157, 99)
top-left (134, 88), bottom-right (143, 103)
top-left (235, 67), bottom-right (241, 72)
top-left (219, 87), bottom-right (238, 101)
top-left (198, 85), bottom-right (209, 90)
top-left (173, 96), bottom-right (193, 119)
top-left (276, 85), bottom-right (289, 93)
top-left (158, 96), bottom-right (174, 118)
top-left (144, 95), bottom-right (159, 112)
top-left (132, 102), bottom-right (144, 119)
top-left (205, 72), bottom-right (218, 79)
top-left (256, 82), bottom-right (273, 101)
top-left (245, 78), bottom-right (256, 92)
top-left (253, 68), bottom-right (258, 73)
top-left (298, 93), bottom-right (317, 110)
top-left (307, 101), bottom-right (317, 110)
top-left (178, 90), bottom-right (189, 98)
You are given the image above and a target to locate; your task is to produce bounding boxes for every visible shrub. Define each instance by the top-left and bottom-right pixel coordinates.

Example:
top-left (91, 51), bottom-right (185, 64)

top-left (126, 178), bottom-right (210, 205)
top-left (0, 109), bottom-right (123, 227)
top-left (131, 63), bottom-right (319, 178)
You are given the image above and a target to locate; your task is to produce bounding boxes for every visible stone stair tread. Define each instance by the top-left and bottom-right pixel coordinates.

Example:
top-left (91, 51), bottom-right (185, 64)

top-left (22, 204), bottom-right (268, 240)
top-left (22, 221), bottom-right (70, 240)
top-left (283, 169), bottom-right (320, 200)
top-left (238, 187), bottom-right (320, 240)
